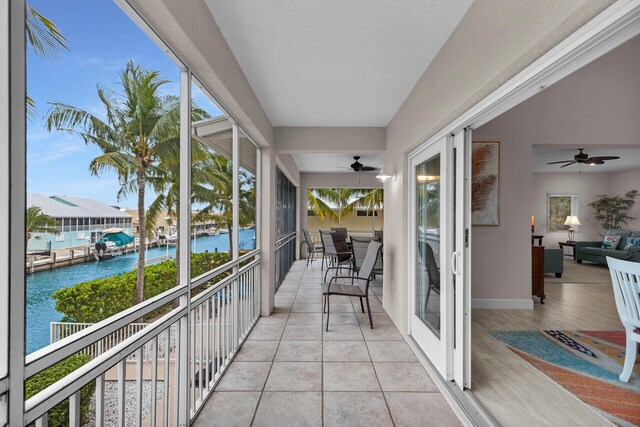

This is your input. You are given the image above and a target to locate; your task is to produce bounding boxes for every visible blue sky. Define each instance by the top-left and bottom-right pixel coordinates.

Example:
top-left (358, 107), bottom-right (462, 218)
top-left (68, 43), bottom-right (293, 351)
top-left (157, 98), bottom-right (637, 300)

top-left (27, 0), bottom-right (223, 208)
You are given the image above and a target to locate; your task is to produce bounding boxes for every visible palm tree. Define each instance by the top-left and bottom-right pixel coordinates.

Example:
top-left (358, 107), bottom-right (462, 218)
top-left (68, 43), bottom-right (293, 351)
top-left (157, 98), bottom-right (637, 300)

top-left (45, 60), bottom-right (180, 304)
top-left (195, 152), bottom-right (255, 251)
top-left (25, 4), bottom-right (68, 118)
top-left (307, 188), bottom-right (359, 226)
top-left (347, 188), bottom-right (384, 230)
top-left (147, 136), bottom-right (210, 283)
top-left (26, 206), bottom-right (60, 241)
top-left (307, 189), bottom-right (338, 221)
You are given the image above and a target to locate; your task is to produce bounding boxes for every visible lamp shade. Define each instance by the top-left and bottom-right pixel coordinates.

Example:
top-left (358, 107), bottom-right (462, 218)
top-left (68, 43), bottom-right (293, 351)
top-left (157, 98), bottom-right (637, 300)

top-left (563, 215), bottom-right (581, 226)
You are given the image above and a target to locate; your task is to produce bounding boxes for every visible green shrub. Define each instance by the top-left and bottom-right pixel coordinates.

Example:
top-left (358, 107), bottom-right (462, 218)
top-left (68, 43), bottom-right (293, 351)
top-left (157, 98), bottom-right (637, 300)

top-left (25, 354), bottom-right (94, 427)
top-left (54, 252), bottom-right (231, 323)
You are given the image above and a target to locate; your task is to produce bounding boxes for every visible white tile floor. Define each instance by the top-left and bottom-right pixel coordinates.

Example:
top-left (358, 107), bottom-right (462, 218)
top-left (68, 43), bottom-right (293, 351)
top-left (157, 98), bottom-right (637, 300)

top-left (193, 261), bottom-right (461, 427)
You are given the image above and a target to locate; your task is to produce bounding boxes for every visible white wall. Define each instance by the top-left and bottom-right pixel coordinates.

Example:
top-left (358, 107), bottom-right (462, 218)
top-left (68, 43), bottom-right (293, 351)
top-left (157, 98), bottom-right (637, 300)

top-left (532, 172), bottom-right (612, 246)
top-left (383, 0), bottom-right (614, 324)
top-left (275, 127), bottom-right (385, 154)
top-left (469, 35), bottom-right (640, 303)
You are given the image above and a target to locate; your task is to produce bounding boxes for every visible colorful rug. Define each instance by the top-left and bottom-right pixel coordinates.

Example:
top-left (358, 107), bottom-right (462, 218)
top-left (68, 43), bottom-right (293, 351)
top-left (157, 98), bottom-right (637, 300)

top-left (489, 330), bottom-right (640, 426)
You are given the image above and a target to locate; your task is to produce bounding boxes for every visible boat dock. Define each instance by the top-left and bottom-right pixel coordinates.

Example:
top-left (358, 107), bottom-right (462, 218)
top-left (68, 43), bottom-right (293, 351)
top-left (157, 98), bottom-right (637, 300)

top-left (25, 242), bottom-right (162, 274)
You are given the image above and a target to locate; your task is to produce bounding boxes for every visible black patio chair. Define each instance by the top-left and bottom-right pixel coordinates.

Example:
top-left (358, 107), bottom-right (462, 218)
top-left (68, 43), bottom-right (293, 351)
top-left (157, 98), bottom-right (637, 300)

top-left (323, 241), bottom-right (382, 331)
top-left (418, 242), bottom-right (440, 328)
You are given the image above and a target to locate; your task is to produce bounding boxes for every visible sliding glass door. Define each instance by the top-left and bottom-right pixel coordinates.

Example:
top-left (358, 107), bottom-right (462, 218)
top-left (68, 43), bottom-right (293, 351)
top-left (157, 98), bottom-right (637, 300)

top-left (409, 130), bottom-right (471, 389)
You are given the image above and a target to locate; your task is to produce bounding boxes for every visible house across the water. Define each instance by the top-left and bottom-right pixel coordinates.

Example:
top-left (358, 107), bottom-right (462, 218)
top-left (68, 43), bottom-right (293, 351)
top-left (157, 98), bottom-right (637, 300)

top-left (27, 193), bottom-right (134, 251)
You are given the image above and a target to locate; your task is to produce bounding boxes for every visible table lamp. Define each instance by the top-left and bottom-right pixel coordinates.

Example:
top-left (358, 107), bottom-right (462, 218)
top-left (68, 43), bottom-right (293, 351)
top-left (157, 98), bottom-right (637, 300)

top-left (564, 215), bottom-right (580, 242)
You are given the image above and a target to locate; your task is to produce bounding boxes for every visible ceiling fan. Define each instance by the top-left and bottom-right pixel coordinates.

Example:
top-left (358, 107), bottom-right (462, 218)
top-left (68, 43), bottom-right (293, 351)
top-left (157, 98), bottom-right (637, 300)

top-left (350, 156), bottom-right (377, 172)
top-left (547, 148), bottom-right (620, 168)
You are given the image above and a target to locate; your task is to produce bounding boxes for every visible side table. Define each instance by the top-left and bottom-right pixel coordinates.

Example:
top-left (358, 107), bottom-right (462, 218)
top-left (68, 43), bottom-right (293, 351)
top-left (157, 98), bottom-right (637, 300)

top-left (558, 241), bottom-right (576, 260)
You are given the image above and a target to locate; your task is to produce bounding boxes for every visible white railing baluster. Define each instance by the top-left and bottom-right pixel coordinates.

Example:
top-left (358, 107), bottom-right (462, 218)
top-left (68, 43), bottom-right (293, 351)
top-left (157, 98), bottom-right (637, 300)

top-left (173, 321), bottom-right (181, 425)
top-left (69, 391), bottom-right (80, 427)
top-left (135, 348), bottom-right (143, 427)
top-left (95, 373), bottom-right (104, 427)
top-left (205, 298), bottom-right (211, 390)
top-left (216, 291), bottom-right (221, 381)
top-left (233, 279), bottom-right (238, 350)
top-left (190, 305), bottom-right (196, 413)
top-left (35, 414), bottom-right (48, 427)
top-left (163, 328), bottom-right (170, 427)
top-left (117, 360), bottom-right (126, 427)
top-left (199, 303), bottom-right (204, 403)
top-left (150, 336), bottom-right (158, 427)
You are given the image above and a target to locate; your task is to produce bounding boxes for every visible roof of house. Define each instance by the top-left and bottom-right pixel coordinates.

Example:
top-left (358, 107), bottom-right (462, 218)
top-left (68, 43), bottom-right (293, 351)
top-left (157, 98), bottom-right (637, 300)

top-left (27, 193), bottom-right (132, 219)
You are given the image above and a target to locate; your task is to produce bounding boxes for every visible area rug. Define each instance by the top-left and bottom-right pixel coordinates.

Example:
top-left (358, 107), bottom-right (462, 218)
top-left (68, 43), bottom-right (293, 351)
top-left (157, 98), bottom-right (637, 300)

top-left (544, 260), bottom-right (612, 284)
top-left (489, 330), bottom-right (640, 426)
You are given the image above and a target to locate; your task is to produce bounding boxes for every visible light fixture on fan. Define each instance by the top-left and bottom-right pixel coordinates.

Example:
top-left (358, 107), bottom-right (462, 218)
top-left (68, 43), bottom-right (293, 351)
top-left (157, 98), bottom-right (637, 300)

top-left (547, 148), bottom-right (619, 170)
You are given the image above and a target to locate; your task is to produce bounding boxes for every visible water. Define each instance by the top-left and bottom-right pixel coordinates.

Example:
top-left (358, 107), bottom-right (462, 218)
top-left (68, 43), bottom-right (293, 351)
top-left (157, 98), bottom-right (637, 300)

top-left (26, 229), bottom-right (256, 354)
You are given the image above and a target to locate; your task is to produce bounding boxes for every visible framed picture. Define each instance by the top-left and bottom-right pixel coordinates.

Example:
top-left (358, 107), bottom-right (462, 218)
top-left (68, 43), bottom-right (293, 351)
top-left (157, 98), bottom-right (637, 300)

top-left (472, 140), bottom-right (499, 225)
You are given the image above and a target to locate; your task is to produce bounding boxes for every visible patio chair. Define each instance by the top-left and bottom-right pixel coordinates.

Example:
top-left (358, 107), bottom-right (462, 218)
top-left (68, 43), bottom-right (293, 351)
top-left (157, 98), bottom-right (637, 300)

top-left (350, 236), bottom-right (380, 276)
top-left (331, 227), bottom-right (348, 241)
top-left (374, 229), bottom-right (383, 244)
top-left (301, 228), bottom-right (323, 266)
top-left (320, 231), bottom-right (351, 271)
top-left (606, 256), bottom-right (640, 382)
top-left (419, 242), bottom-right (440, 328)
top-left (323, 240), bottom-right (382, 331)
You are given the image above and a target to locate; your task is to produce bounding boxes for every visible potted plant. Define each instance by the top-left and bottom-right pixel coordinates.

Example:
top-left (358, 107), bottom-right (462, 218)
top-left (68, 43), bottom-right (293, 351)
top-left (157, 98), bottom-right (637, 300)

top-left (588, 190), bottom-right (639, 231)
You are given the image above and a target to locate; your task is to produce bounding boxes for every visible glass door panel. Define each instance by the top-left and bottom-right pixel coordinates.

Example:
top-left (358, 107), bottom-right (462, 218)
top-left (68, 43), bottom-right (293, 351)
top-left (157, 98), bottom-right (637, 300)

top-left (409, 136), bottom-right (449, 376)
top-left (410, 130), bottom-right (470, 387)
top-left (415, 155), bottom-right (441, 336)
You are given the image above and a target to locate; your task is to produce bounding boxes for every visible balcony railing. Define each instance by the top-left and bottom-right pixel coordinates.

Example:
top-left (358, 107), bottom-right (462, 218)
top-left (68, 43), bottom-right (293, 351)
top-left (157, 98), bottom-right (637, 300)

top-left (23, 249), bottom-right (260, 426)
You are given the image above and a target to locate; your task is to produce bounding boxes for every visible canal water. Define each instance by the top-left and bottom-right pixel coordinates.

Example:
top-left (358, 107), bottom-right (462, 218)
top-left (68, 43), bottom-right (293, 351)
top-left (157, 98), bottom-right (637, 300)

top-left (26, 229), bottom-right (256, 354)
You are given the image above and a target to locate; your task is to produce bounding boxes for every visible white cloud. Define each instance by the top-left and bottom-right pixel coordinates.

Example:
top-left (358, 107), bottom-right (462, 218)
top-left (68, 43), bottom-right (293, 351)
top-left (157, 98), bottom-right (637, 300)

top-left (76, 57), bottom-right (103, 67)
top-left (28, 136), bottom-right (85, 165)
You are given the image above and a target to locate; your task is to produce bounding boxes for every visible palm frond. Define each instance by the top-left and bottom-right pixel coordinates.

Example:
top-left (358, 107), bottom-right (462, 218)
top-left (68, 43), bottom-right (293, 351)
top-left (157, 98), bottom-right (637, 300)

top-left (26, 4), bottom-right (68, 61)
top-left (471, 175), bottom-right (497, 212)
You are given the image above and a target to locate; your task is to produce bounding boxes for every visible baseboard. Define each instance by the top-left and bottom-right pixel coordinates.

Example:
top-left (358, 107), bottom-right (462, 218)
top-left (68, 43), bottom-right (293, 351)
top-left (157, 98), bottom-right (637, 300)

top-left (472, 298), bottom-right (533, 309)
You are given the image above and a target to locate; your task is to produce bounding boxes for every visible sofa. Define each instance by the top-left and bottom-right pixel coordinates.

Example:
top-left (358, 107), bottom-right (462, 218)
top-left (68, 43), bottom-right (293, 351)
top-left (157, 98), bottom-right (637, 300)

top-left (576, 230), bottom-right (640, 265)
top-left (544, 248), bottom-right (564, 278)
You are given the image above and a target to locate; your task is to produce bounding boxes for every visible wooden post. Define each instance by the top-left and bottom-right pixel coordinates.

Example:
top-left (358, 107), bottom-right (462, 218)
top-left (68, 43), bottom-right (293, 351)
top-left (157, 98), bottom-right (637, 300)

top-left (52, 252), bottom-right (56, 268)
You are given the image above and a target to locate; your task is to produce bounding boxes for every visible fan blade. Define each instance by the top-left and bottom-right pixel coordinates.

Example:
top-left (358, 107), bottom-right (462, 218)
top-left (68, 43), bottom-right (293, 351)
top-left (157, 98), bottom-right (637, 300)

top-left (547, 160), bottom-right (574, 165)
top-left (587, 156), bottom-right (620, 161)
top-left (560, 161), bottom-right (577, 168)
top-left (359, 166), bottom-right (377, 172)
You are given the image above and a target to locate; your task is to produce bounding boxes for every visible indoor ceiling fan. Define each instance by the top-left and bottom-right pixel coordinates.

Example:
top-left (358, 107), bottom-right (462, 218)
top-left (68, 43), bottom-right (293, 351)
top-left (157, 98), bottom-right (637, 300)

top-left (349, 156), bottom-right (378, 172)
top-left (547, 148), bottom-right (620, 168)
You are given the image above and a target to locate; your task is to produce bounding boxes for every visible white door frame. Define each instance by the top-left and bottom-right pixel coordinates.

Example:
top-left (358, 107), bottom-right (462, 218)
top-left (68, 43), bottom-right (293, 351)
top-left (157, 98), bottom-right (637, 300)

top-left (408, 135), bottom-right (454, 379)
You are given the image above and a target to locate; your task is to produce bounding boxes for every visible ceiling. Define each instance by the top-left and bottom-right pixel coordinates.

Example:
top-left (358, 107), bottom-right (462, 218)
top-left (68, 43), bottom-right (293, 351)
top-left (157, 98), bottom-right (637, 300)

top-left (292, 153), bottom-right (384, 173)
top-left (204, 0), bottom-right (473, 127)
top-left (533, 147), bottom-right (640, 173)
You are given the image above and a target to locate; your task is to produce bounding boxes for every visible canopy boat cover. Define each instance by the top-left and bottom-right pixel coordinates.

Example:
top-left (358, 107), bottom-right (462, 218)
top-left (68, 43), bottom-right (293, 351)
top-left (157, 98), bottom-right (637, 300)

top-left (99, 228), bottom-right (134, 247)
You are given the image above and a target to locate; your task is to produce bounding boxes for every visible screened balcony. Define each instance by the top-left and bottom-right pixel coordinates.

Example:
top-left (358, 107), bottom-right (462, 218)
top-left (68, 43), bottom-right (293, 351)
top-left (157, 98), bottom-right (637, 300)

top-left (193, 261), bottom-right (460, 427)
top-left (17, 258), bottom-right (458, 426)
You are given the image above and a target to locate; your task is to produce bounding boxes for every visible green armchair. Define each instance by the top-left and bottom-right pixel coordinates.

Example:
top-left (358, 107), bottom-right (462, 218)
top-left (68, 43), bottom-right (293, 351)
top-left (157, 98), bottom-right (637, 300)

top-left (544, 248), bottom-right (563, 278)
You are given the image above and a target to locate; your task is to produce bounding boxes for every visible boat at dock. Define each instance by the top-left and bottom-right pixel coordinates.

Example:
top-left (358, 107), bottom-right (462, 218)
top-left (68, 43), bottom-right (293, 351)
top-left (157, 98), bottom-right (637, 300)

top-left (93, 228), bottom-right (135, 261)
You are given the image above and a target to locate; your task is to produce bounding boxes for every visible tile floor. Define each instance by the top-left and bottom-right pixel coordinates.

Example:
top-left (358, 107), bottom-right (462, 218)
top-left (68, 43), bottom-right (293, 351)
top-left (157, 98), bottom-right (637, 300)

top-left (193, 261), bottom-right (461, 427)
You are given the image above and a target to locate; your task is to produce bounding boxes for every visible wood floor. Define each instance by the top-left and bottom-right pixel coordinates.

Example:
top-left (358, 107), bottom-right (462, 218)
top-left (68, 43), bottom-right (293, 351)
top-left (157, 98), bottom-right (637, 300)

top-left (471, 269), bottom-right (623, 427)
